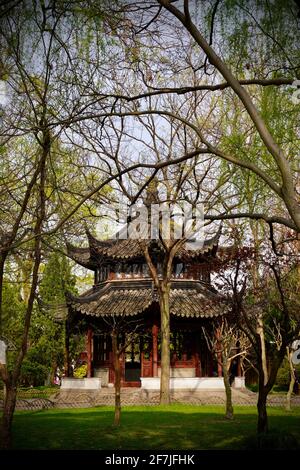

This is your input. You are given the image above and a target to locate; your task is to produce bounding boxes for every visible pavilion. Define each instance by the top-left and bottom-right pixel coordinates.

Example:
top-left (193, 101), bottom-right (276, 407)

top-left (63, 230), bottom-right (245, 391)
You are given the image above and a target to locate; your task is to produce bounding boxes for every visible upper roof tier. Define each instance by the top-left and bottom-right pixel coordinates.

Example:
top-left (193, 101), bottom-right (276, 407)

top-left (66, 228), bottom-right (221, 270)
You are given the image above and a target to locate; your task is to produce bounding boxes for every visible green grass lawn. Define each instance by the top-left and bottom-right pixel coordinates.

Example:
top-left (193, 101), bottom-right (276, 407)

top-left (12, 405), bottom-right (300, 450)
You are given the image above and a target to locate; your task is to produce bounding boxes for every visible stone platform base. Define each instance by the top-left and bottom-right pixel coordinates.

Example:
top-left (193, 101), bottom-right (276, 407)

top-left (141, 377), bottom-right (227, 390)
top-left (60, 376), bottom-right (245, 392)
top-left (61, 377), bottom-right (101, 390)
top-left (141, 376), bottom-right (245, 390)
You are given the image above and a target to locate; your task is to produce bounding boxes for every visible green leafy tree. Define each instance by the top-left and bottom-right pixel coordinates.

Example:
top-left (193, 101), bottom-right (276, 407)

top-left (37, 253), bottom-right (77, 385)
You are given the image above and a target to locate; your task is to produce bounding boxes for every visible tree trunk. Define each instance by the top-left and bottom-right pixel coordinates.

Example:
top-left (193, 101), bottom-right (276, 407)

top-left (47, 360), bottom-right (57, 386)
top-left (112, 333), bottom-right (121, 426)
top-left (1, 383), bottom-right (17, 449)
top-left (257, 369), bottom-right (268, 434)
top-left (159, 287), bottom-right (171, 405)
top-left (257, 315), bottom-right (268, 385)
top-left (0, 130), bottom-right (48, 449)
top-left (257, 347), bottom-right (287, 434)
top-left (286, 348), bottom-right (295, 411)
top-left (0, 256), bottom-right (5, 337)
top-left (257, 393), bottom-right (268, 434)
top-left (223, 358), bottom-right (233, 420)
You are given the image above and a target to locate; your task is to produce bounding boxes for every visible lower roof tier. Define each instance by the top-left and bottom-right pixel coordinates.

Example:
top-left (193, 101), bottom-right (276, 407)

top-left (67, 279), bottom-right (229, 319)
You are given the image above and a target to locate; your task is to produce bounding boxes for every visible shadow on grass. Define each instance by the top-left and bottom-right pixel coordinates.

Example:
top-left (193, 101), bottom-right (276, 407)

top-left (241, 430), bottom-right (300, 450)
top-left (12, 405), bottom-right (300, 450)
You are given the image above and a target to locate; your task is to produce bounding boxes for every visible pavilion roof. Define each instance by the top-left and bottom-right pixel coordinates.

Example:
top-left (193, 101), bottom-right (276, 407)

top-left (67, 279), bottom-right (229, 319)
top-left (66, 228), bottom-right (221, 269)
top-left (65, 244), bottom-right (97, 270)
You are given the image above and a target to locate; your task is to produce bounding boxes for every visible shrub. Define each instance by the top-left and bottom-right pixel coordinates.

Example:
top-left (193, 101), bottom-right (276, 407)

top-left (73, 364), bottom-right (87, 378)
top-left (275, 360), bottom-right (290, 390)
top-left (246, 383), bottom-right (258, 392)
top-left (275, 358), bottom-right (300, 390)
top-left (20, 360), bottom-right (49, 387)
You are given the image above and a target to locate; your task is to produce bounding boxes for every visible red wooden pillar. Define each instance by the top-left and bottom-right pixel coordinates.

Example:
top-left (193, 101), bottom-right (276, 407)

top-left (195, 352), bottom-right (201, 377)
top-left (152, 324), bottom-right (158, 377)
top-left (121, 351), bottom-right (126, 385)
top-left (87, 327), bottom-right (93, 378)
top-left (109, 350), bottom-right (114, 384)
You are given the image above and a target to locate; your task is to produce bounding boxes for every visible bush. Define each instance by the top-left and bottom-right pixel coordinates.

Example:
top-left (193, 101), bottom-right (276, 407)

top-left (246, 383), bottom-right (258, 393)
top-left (73, 364), bottom-right (87, 378)
top-left (275, 358), bottom-right (300, 391)
top-left (20, 360), bottom-right (49, 387)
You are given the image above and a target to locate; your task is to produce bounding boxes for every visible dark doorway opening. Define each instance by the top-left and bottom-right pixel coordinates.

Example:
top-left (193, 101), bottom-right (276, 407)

top-left (124, 334), bottom-right (141, 385)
